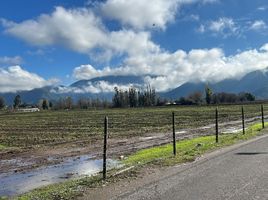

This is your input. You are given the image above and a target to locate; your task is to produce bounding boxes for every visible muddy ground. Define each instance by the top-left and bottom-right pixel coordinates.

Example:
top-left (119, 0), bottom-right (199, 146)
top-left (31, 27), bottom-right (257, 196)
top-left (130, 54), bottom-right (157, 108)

top-left (0, 115), bottom-right (263, 175)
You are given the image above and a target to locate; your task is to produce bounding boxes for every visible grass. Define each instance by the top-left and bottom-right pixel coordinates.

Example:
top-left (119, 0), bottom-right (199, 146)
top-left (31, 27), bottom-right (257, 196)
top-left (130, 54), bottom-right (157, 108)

top-left (124, 122), bottom-right (267, 167)
top-left (14, 122), bottom-right (267, 200)
top-left (0, 144), bottom-right (6, 150)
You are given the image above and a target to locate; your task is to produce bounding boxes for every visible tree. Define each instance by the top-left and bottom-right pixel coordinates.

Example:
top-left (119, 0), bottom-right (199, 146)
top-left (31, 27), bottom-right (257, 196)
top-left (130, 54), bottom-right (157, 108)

top-left (205, 86), bottom-right (212, 104)
top-left (244, 93), bottom-right (255, 101)
top-left (13, 95), bottom-right (21, 108)
top-left (188, 91), bottom-right (203, 105)
top-left (129, 87), bottom-right (138, 107)
top-left (0, 96), bottom-right (5, 109)
top-left (113, 87), bottom-right (121, 107)
top-left (42, 99), bottom-right (49, 110)
top-left (65, 97), bottom-right (73, 109)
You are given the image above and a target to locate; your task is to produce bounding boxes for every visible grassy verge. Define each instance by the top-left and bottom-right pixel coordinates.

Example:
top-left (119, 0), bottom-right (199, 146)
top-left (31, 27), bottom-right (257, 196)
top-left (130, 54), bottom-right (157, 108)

top-left (124, 123), bottom-right (268, 167)
top-left (0, 144), bottom-right (7, 150)
top-left (13, 123), bottom-right (268, 200)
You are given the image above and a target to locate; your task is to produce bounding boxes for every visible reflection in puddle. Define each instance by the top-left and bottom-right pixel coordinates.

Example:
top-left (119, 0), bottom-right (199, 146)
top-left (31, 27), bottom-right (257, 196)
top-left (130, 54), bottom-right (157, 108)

top-left (222, 127), bottom-right (243, 134)
top-left (0, 155), bottom-right (120, 197)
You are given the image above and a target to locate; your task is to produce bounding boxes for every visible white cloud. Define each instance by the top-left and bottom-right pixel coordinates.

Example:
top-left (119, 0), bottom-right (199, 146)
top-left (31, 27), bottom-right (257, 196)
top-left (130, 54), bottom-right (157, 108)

top-left (250, 20), bottom-right (267, 31)
top-left (198, 17), bottom-right (239, 37)
top-left (53, 81), bottom-right (139, 94)
top-left (0, 66), bottom-right (57, 93)
top-left (260, 43), bottom-right (268, 51)
top-left (257, 6), bottom-right (267, 11)
top-left (3, 7), bottom-right (107, 53)
top-left (2, 7), bottom-right (160, 62)
top-left (73, 44), bottom-right (268, 92)
top-left (100, 0), bottom-right (180, 30)
top-left (0, 56), bottom-right (23, 65)
top-left (100, 0), bottom-right (217, 30)
top-left (208, 17), bottom-right (237, 35)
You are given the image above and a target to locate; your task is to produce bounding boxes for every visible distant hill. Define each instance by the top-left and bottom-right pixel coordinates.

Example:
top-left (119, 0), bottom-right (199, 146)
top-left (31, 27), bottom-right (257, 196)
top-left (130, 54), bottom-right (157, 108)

top-left (0, 75), bottom-right (148, 105)
top-left (1, 70), bottom-right (268, 105)
top-left (162, 69), bottom-right (268, 100)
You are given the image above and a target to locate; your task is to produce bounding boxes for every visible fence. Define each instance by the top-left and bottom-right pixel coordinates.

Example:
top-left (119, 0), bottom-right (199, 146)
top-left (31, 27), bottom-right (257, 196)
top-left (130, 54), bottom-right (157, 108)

top-left (102, 104), bottom-right (266, 180)
top-left (0, 103), bottom-right (267, 182)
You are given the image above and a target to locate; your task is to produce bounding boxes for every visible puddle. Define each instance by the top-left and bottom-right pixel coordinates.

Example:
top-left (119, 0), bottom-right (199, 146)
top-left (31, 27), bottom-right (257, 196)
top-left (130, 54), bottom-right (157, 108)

top-left (222, 127), bottom-right (243, 134)
top-left (0, 155), bottom-right (120, 197)
top-left (176, 131), bottom-right (187, 134)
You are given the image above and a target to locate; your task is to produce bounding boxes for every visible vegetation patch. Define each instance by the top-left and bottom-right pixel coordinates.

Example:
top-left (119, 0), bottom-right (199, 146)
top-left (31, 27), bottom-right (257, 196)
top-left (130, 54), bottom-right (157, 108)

top-left (123, 122), bottom-right (268, 167)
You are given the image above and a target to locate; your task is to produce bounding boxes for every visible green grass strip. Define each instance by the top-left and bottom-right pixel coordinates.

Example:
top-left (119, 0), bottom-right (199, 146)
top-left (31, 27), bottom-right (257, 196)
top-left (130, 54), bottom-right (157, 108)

top-left (124, 123), bottom-right (267, 167)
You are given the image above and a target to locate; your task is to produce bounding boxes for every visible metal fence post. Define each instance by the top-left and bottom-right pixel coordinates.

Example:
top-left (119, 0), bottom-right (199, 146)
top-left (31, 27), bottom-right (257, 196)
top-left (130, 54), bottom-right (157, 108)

top-left (215, 107), bottom-right (219, 143)
top-left (172, 112), bottom-right (176, 155)
top-left (261, 105), bottom-right (265, 129)
top-left (103, 116), bottom-right (108, 180)
top-left (242, 106), bottom-right (245, 135)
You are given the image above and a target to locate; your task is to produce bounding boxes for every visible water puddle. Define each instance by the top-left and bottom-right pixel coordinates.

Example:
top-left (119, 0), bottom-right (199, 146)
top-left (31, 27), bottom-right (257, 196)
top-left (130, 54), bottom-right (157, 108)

top-left (0, 155), bottom-right (120, 197)
top-left (222, 127), bottom-right (243, 134)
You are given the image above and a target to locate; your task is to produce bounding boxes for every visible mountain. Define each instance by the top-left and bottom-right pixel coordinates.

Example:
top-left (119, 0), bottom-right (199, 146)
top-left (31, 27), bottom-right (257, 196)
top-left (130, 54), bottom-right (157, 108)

top-left (2, 70), bottom-right (268, 105)
top-left (1, 75), bottom-right (148, 105)
top-left (71, 75), bottom-right (146, 88)
top-left (163, 69), bottom-right (268, 100)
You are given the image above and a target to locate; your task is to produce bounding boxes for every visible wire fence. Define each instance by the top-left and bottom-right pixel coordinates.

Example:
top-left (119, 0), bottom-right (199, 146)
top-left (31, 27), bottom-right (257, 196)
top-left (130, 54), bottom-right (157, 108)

top-left (0, 103), bottom-right (268, 180)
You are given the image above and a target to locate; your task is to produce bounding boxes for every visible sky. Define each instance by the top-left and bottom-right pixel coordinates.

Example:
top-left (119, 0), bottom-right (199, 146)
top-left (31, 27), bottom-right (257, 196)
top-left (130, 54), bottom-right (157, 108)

top-left (1, 0), bottom-right (268, 93)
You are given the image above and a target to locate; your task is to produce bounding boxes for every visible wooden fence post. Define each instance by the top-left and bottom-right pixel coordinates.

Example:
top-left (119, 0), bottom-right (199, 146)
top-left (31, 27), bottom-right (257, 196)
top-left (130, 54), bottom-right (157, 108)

top-left (242, 106), bottom-right (245, 135)
top-left (215, 107), bottom-right (219, 143)
top-left (103, 116), bottom-right (108, 180)
top-left (261, 105), bottom-right (264, 129)
top-left (172, 112), bottom-right (176, 155)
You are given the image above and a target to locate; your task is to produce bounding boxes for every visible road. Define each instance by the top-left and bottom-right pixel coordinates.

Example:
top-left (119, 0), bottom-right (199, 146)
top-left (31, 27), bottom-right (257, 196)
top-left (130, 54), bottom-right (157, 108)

top-left (115, 134), bottom-right (268, 200)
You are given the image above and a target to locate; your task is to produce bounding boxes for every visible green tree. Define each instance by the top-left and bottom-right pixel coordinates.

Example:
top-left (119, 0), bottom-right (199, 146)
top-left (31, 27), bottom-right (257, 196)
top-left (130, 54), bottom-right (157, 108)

top-left (205, 86), bottom-right (213, 104)
top-left (13, 95), bottom-right (21, 108)
top-left (42, 99), bottom-right (49, 110)
top-left (0, 96), bottom-right (5, 109)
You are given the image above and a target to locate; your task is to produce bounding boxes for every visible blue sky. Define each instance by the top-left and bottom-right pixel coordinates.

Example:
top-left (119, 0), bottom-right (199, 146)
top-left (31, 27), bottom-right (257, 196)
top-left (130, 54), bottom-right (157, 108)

top-left (1, 0), bottom-right (268, 93)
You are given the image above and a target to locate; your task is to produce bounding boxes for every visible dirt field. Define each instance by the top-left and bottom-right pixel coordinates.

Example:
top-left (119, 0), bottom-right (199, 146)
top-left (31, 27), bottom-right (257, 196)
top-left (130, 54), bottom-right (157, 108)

top-left (0, 104), bottom-right (267, 175)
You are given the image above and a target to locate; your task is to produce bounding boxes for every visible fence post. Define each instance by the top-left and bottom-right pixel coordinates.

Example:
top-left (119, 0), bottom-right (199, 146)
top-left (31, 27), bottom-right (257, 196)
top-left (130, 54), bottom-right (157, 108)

top-left (215, 107), bottom-right (219, 143)
top-left (103, 116), bottom-right (108, 180)
top-left (242, 106), bottom-right (245, 135)
top-left (261, 104), bottom-right (265, 129)
top-left (172, 112), bottom-right (176, 155)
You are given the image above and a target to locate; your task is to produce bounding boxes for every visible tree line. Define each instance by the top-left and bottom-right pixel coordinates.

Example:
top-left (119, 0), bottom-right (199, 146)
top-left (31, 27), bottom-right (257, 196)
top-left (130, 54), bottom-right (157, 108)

top-left (112, 86), bottom-right (157, 108)
top-left (176, 86), bottom-right (256, 105)
top-left (0, 86), bottom-right (257, 111)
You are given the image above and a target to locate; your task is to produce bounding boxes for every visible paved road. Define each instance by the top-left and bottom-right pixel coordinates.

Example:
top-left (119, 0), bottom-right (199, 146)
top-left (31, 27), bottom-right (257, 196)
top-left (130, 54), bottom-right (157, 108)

top-left (116, 134), bottom-right (268, 200)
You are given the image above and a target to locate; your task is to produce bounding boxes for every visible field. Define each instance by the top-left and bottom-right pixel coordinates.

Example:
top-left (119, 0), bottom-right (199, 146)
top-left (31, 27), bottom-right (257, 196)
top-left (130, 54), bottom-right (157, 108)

top-left (0, 103), bottom-right (268, 198)
top-left (0, 104), bottom-right (266, 167)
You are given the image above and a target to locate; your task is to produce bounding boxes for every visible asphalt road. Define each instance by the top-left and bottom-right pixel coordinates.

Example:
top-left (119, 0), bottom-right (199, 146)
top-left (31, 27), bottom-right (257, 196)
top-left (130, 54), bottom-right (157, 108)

top-left (116, 134), bottom-right (268, 200)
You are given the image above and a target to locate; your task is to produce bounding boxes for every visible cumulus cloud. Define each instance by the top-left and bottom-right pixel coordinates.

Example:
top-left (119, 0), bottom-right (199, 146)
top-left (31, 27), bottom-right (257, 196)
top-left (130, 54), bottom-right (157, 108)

top-left (0, 66), bottom-right (58, 93)
top-left (100, 0), bottom-right (217, 29)
top-left (100, 0), bottom-right (180, 29)
top-left (73, 45), bottom-right (268, 92)
top-left (0, 56), bottom-right (23, 65)
top-left (250, 20), bottom-right (267, 31)
top-left (3, 7), bottom-right (107, 53)
top-left (2, 6), bottom-right (160, 61)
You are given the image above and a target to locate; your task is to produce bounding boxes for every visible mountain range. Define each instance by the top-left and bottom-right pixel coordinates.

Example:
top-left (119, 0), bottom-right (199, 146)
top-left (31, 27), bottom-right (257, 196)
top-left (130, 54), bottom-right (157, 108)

top-left (1, 69), bottom-right (268, 105)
